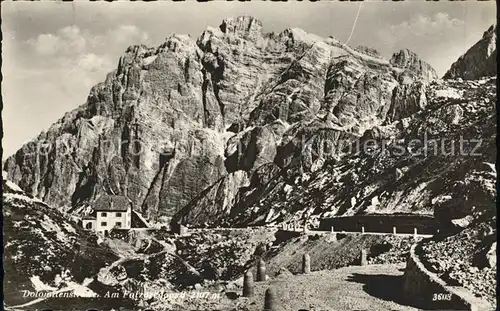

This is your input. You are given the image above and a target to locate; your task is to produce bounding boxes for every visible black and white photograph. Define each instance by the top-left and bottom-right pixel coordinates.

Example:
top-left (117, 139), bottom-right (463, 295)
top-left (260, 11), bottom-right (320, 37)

top-left (1, 1), bottom-right (497, 310)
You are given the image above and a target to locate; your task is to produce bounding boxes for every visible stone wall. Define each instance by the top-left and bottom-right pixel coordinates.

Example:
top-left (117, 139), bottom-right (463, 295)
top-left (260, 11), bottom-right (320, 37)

top-left (402, 244), bottom-right (493, 310)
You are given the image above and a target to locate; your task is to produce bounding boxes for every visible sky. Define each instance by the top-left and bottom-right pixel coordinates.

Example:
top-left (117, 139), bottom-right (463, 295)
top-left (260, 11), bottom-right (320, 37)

top-left (1, 1), bottom-right (496, 158)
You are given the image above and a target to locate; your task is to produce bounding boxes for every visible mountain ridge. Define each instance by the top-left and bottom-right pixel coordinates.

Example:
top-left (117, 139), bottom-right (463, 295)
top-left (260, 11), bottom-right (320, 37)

top-left (4, 17), bottom-right (493, 228)
top-left (443, 24), bottom-right (497, 80)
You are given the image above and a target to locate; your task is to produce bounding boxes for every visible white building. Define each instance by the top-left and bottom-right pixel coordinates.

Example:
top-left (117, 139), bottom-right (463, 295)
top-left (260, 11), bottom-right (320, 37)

top-left (82, 195), bottom-right (132, 234)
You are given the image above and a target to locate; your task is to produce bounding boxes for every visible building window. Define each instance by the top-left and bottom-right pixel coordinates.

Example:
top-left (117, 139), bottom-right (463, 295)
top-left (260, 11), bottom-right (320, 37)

top-left (116, 212), bottom-right (122, 217)
top-left (116, 222), bottom-right (122, 228)
top-left (101, 212), bottom-right (107, 217)
top-left (101, 222), bottom-right (107, 226)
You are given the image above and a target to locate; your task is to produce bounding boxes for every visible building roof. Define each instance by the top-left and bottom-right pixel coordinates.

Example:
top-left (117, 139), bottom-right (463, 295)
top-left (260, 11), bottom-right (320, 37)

top-left (93, 195), bottom-right (131, 212)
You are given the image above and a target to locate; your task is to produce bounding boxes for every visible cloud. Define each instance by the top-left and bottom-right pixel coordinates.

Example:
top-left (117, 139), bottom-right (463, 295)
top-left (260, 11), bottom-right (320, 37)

top-left (375, 11), bottom-right (496, 78)
top-left (375, 12), bottom-right (469, 76)
top-left (108, 25), bottom-right (150, 45)
top-left (30, 33), bottom-right (62, 55)
top-left (28, 25), bottom-right (88, 56)
top-left (378, 12), bottom-right (464, 49)
top-left (58, 25), bottom-right (87, 53)
top-left (3, 24), bottom-right (153, 157)
top-left (21, 24), bottom-right (153, 84)
top-left (27, 24), bottom-right (151, 59)
top-left (76, 53), bottom-right (113, 74)
top-left (391, 12), bottom-right (463, 37)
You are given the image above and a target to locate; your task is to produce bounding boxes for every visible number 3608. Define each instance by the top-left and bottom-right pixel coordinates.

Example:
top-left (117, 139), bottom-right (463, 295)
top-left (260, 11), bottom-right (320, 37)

top-left (432, 293), bottom-right (452, 301)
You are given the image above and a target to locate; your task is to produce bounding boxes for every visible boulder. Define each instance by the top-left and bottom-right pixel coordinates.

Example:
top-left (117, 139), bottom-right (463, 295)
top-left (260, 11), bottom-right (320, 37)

top-left (451, 215), bottom-right (474, 229)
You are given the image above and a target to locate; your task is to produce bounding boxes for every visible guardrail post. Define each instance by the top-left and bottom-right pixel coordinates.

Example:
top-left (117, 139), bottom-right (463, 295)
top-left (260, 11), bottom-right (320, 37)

top-left (243, 271), bottom-right (254, 297)
top-left (181, 224), bottom-right (189, 235)
top-left (257, 259), bottom-right (266, 282)
top-left (264, 286), bottom-right (278, 311)
top-left (330, 232), bottom-right (337, 242)
top-left (302, 253), bottom-right (311, 274)
top-left (360, 249), bottom-right (368, 266)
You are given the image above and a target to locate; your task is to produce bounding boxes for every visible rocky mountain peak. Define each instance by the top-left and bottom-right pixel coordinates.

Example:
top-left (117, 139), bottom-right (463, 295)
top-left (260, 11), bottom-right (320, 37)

top-left (389, 49), bottom-right (419, 65)
top-left (390, 49), bottom-right (438, 82)
top-left (484, 25), bottom-right (497, 56)
top-left (219, 16), bottom-right (263, 42)
top-left (6, 16), bottom-right (493, 228)
top-left (3, 15), bottom-right (497, 310)
top-left (443, 25), bottom-right (497, 80)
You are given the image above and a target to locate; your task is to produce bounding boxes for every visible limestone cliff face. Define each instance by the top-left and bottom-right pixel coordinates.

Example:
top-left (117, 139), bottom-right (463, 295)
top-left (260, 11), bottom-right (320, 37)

top-left (5, 17), bottom-right (444, 225)
top-left (177, 77), bottom-right (496, 227)
top-left (444, 25), bottom-right (497, 80)
top-left (390, 49), bottom-right (438, 84)
top-left (5, 35), bottom-right (229, 220)
top-left (386, 81), bottom-right (427, 123)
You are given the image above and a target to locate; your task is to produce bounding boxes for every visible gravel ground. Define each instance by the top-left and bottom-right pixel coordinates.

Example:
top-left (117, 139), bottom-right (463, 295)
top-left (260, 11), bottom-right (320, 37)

top-left (148, 263), bottom-right (420, 311)
top-left (419, 221), bottom-right (496, 305)
top-left (145, 231), bottom-right (424, 311)
top-left (236, 263), bottom-right (420, 311)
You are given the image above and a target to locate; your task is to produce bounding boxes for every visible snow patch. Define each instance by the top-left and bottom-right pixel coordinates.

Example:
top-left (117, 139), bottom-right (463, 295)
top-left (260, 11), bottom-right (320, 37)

top-left (41, 215), bottom-right (68, 243)
top-left (62, 222), bottom-right (77, 234)
top-left (30, 275), bottom-right (57, 292)
top-left (143, 55), bottom-right (158, 65)
top-left (435, 88), bottom-right (461, 99)
top-left (132, 210), bottom-right (151, 228)
top-left (31, 228), bottom-right (49, 241)
top-left (264, 209), bottom-right (275, 223)
top-left (3, 192), bottom-right (44, 205)
top-left (431, 195), bottom-right (452, 205)
top-left (289, 28), bottom-right (323, 45)
top-left (5, 180), bottom-right (23, 192)
top-left (484, 162), bottom-right (496, 177)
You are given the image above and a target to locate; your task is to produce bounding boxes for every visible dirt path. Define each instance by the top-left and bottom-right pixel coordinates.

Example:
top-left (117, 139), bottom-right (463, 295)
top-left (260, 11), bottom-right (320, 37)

top-left (243, 263), bottom-right (420, 311)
